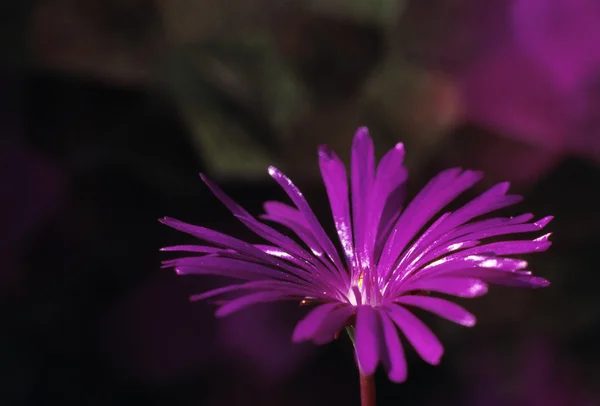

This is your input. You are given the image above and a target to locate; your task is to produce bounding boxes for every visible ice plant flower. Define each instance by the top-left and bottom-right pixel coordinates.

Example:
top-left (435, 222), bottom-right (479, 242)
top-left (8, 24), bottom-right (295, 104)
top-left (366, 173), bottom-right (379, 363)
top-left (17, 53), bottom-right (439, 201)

top-left (160, 127), bottom-right (552, 389)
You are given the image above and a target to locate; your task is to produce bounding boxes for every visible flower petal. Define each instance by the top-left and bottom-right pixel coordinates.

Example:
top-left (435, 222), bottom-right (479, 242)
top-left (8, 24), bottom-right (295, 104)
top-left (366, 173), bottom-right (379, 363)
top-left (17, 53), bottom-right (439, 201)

top-left (235, 216), bottom-right (320, 271)
top-left (318, 145), bottom-right (355, 267)
top-left (366, 142), bottom-right (408, 259)
top-left (355, 305), bottom-right (381, 375)
top-left (268, 166), bottom-right (347, 282)
top-left (263, 201), bottom-right (310, 228)
top-left (424, 213), bottom-right (535, 252)
top-left (312, 306), bottom-right (357, 344)
top-left (453, 270), bottom-right (551, 288)
top-left (395, 295), bottom-right (477, 327)
top-left (190, 280), bottom-right (310, 302)
top-left (172, 256), bottom-right (326, 296)
top-left (451, 216), bottom-right (553, 244)
top-left (200, 175), bottom-right (318, 267)
top-left (445, 238), bottom-right (552, 258)
top-left (374, 196), bottom-right (403, 260)
top-left (394, 277), bottom-right (488, 298)
top-left (383, 304), bottom-right (444, 365)
top-left (160, 217), bottom-right (285, 266)
top-left (492, 275), bottom-right (550, 288)
top-left (378, 310), bottom-right (407, 382)
top-left (215, 291), bottom-right (291, 317)
top-left (379, 168), bottom-right (483, 280)
top-left (351, 127), bottom-right (376, 272)
top-left (428, 182), bottom-right (523, 239)
top-left (160, 245), bottom-right (227, 254)
top-left (254, 244), bottom-right (318, 270)
top-left (262, 202), bottom-right (323, 256)
top-left (292, 302), bottom-right (342, 342)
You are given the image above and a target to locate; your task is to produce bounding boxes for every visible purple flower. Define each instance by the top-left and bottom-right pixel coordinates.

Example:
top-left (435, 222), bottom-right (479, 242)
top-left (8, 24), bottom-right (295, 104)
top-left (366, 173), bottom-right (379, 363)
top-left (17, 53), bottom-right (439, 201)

top-left (161, 127), bottom-right (552, 382)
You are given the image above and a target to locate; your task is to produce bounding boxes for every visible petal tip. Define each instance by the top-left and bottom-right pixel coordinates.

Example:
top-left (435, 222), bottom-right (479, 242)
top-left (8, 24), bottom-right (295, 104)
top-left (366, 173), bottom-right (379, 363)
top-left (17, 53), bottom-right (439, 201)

top-left (467, 169), bottom-right (485, 181)
top-left (215, 306), bottom-right (232, 318)
top-left (318, 145), bottom-right (335, 160)
top-left (387, 365), bottom-right (408, 383)
top-left (463, 315), bottom-right (477, 327)
top-left (430, 352), bottom-right (443, 366)
top-left (531, 277), bottom-right (551, 288)
top-left (494, 181), bottom-right (511, 194)
top-left (355, 126), bottom-right (370, 137)
top-left (535, 216), bottom-right (554, 228)
top-left (534, 232), bottom-right (553, 243)
top-left (470, 281), bottom-right (488, 297)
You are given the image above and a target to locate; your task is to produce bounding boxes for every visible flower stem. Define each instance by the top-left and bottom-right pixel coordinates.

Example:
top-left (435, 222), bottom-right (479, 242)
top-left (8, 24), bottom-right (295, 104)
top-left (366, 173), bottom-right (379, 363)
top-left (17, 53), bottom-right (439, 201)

top-left (359, 371), bottom-right (376, 406)
top-left (346, 326), bottom-right (376, 406)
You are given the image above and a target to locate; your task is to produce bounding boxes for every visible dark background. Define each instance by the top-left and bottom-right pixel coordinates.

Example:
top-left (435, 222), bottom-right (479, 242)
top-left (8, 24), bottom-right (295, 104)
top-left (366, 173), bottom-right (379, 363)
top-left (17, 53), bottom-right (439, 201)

top-left (2, 1), bottom-right (600, 405)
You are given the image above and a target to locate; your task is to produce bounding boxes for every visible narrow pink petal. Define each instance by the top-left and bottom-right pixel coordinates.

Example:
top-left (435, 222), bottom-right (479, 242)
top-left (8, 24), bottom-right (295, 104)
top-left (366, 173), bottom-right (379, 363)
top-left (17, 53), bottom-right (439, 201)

top-left (200, 174), bottom-right (252, 217)
top-left (254, 245), bottom-right (318, 270)
top-left (374, 207), bottom-right (402, 261)
top-left (420, 256), bottom-right (529, 277)
top-left (492, 275), bottom-right (550, 288)
top-left (263, 201), bottom-right (310, 227)
top-left (268, 166), bottom-right (347, 282)
top-left (410, 211), bottom-right (547, 270)
top-left (351, 127), bottom-right (376, 274)
top-left (396, 185), bottom-right (527, 272)
top-left (394, 277), bottom-right (488, 298)
top-left (173, 264), bottom-right (272, 281)
top-left (260, 212), bottom-right (323, 256)
top-left (406, 240), bottom-right (481, 273)
top-left (448, 216), bottom-right (554, 246)
top-left (355, 305), bottom-right (381, 375)
top-left (318, 145), bottom-right (355, 268)
top-left (215, 291), bottom-right (290, 317)
top-left (410, 236), bottom-right (531, 274)
top-left (378, 169), bottom-right (483, 280)
top-left (429, 182), bottom-right (523, 238)
top-left (383, 304), bottom-right (444, 365)
top-left (172, 256), bottom-right (326, 296)
top-left (235, 215), bottom-right (319, 268)
top-left (200, 175), bottom-right (318, 266)
top-left (366, 142), bottom-right (408, 261)
top-left (261, 210), bottom-right (348, 288)
top-left (292, 302), bottom-right (342, 342)
top-left (425, 213), bottom-right (534, 251)
top-left (190, 280), bottom-right (308, 301)
top-left (387, 213), bottom-right (453, 278)
top-left (160, 217), bottom-right (288, 267)
top-left (395, 295), bottom-right (477, 327)
top-left (449, 269), bottom-right (551, 288)
top-left (411, 215), bottom-right (552, 271)
top-left (312, 306), bottom-right (356, 344)
top-left (160, 245), bottom-right (226, 253)
top-left (378, 310), bottom-right (407, 383)
top-left (444, 239), bottom-right (552, 258)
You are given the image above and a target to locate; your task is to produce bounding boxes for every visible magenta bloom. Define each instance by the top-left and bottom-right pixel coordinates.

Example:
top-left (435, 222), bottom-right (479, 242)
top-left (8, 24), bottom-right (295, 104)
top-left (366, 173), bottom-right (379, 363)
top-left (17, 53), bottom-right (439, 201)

top-left (161, 127), bottom-right (552, 382)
